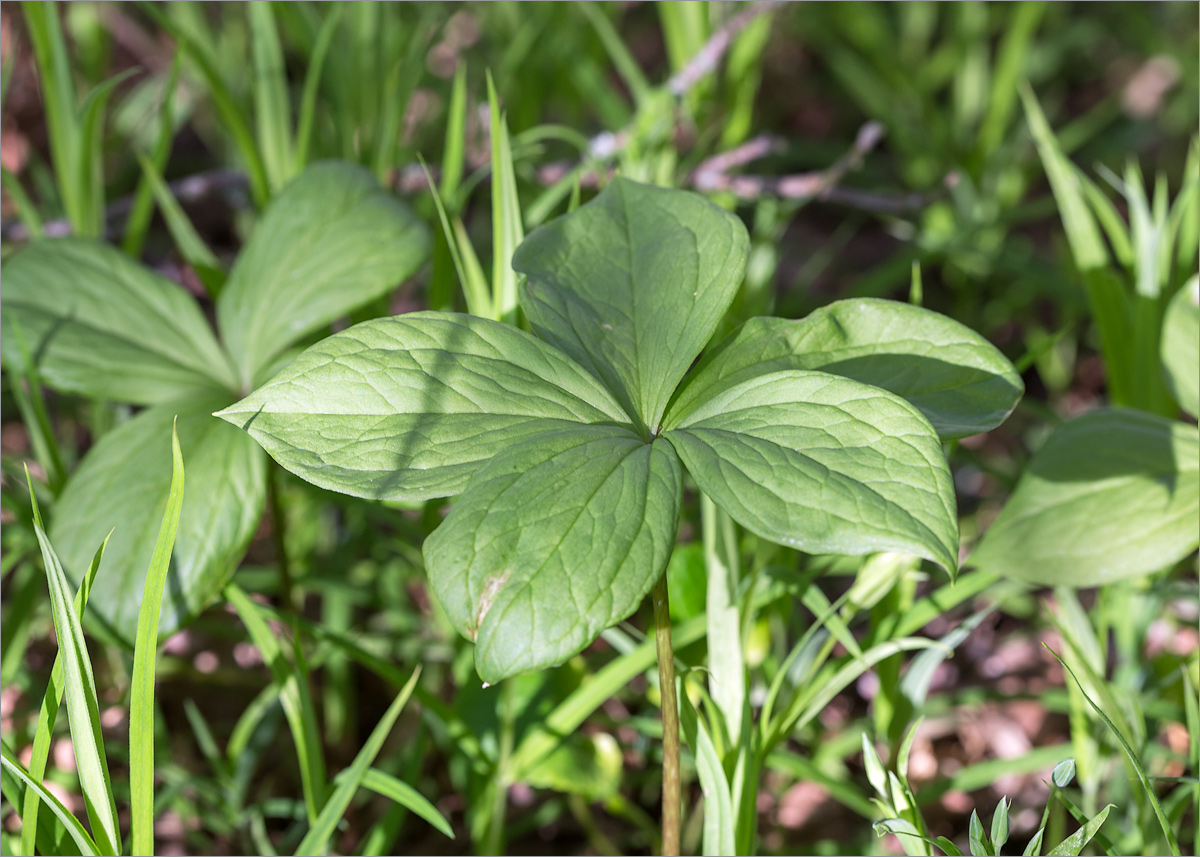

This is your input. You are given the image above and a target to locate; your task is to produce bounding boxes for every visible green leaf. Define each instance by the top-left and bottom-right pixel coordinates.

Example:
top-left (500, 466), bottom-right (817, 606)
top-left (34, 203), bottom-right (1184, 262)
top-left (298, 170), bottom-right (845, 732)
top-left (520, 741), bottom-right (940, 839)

top-left (972, 409), bottom-right (1199, 586)
top-left (969, 809), bottom-right (993, 856)
top-left (514, 176), bottom-right (749, 433)
top-left (356, 768), bottom-right (454, 840)
top-left (424, 425), bottom-right (682, 682)
top-left (523, 732), bottom-right (623, 800)
top-left (665, 370), bottom-right (959, 573)
top-left (294, 669), bottom-right (421, 856)
top-left (32, 519), bottom-right (120, 855)
top-left (1, 747), bottom-right (99, 857)
top-left (1051, 758), bottom-right (1076, 789)
top-left (216, 312), bottom-right (631, 501)
top-left (0, 238), bottom-right (238, 403)
top-left (1046, 804), bottom-right (1114, 857)
top-left (216, 161), bottom-right (430, 388)
top-left (52, 400), bottom-right (266, 641)
top-left (990, 796), bottom-right (1010, 851)
top-left (679, 684), bottom-right (736, 857)
top-left (248, 0), bottom-right (293, 193)
top-left (669, 299), bottom-right (1024, 439)
top-left (130, 421), bottom-right (185, 857)
top-left (1162, 275), bottom-right (1199, 418)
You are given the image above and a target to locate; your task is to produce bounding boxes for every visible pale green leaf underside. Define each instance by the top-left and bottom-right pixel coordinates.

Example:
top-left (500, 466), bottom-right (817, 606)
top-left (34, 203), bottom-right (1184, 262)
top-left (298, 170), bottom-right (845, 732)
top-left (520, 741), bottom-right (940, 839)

top-left (424, 425), bottom-right (682, 682)
top-left (216, 312), bottom-right (632, 501)
top-left (668, 298), bottom-right (1024, 439)
top-left (217, 161), bottom-right (431, 387)
top-left (52, 400), bottom-right (266, 641)
top-left (972, 408), bottom-right (1199, 586)
top-left (0, 237), bottom-right (237, 403)
top-left (514, 176), bottom-right (749, 433)
top-left (1161, 276), bottom-right (1199, 419)
top-left (666, 370), bottom-right (959, 572)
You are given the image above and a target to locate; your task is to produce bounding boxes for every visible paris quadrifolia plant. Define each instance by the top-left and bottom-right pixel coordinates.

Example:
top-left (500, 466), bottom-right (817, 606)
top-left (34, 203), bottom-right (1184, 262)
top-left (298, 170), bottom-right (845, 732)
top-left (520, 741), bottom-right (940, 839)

top-left (216, 177), bottom-right (1024, 851)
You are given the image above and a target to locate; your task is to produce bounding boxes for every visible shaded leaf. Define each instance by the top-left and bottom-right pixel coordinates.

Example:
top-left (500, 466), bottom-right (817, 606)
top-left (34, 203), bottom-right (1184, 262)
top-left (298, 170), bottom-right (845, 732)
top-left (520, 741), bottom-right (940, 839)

top-left (1161, 275), bottom-right (1199, 418)
top-left (669, 298), bottom-right (1024, 439)
top-left (665, 370), bottom-right (958, 572)
top-left (216, 161), bottom-right (430, 387)
top-left (514, 176), bottom-right (749, 433)
top-left (973, 409), bottom-right (1199, 586)
top-left (0, 238), bottom-right (237, 403)
top-left (523, 732), bottom-right (623, 800)
top-left (424, 425), bottom-right (681, 682)
top-left (52, 400), bottom-right (266, 641)
top-left (217, 312), bottom-right (631, 501)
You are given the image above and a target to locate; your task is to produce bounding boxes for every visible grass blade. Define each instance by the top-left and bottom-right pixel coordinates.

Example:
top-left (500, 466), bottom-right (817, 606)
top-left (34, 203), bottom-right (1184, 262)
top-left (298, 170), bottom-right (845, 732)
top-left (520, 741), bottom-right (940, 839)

top-left (702, 495), bottom-right (744, 742)
top-left (294, 668), bottom-right (421, 856)
top-left (129, 420), bottom-right (185, 857)
top-left (294, 6), bottom-right (341, 170)
top-left (1046, 803), bottom-right (1114, 856)
top-left (678, 683), bottom-right (735, 857)
top-left (77, 70), bottom-right (138, 238)
top-left (20, 517), bottom-right (109, 857)
top-left (123, 55), bottom-right (183, 258)
top-left (2, 746), bottom-right (99, 857)
top-left (135, 153), bottom-right (224, 294)
top-left (225, 583), bottom-right (328, 825)
top-left (248, 1), bottom-right (293, 193)
top-left (419, 157), bottom-right (493, 318)
top-left (357, 768), bottom-right (454, 840)
top-left (1, 165), bottom-right (45, 238)
top-left (31, 507), bottom-right (120, 854)
top-left (1047, 646), bottom-right (1181, 855)
top-left (440, 62), bottom-right (468, 203)
top-left (486, 71), bottom-right (524, 325)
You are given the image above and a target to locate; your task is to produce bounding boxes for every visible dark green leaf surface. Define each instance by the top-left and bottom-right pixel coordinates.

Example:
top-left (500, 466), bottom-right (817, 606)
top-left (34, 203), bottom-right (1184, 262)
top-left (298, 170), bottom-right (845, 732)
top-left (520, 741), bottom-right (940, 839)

top-left (665, 370), bottom-right (959, 572)
top-left (216, 161), bottom-right (430, 387)
top-left (52, 401), bottom-right (266, 640)
top-left (514, 176), bottom-right (749, 433)
top-left (217, 312), bottom-right (632, 501)
top-left (0, 238), bottom-right (237, 403)
top-left (669, 299), bottom-right (1023, 439)
top-left (973, 409), bottom-right (1199, 585)
top-left (424, 425), bottom-right (682, 682)
top-left (1161, 276), bottom-right (1199, 419)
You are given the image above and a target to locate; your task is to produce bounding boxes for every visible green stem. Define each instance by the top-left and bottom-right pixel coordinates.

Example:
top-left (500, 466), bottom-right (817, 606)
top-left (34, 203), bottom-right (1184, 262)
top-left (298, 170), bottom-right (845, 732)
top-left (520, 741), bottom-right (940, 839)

top-left (485, 679), bottom-right (516, 856)
top-left (653, 572), bottom-right (681, 857)
top-left (266, 464), bottom-right (296, 614)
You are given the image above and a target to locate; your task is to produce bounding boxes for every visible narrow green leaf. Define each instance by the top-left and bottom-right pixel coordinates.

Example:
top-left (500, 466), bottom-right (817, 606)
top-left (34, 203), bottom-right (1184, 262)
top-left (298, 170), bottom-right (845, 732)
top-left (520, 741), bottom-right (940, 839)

top-left (77, 71), bottom-right (137, 238)
top-left (862, 733), bottom-right (889, 797)
top-left (702, 495), bottom-right (744, 741)
top-left (20, 529), bottom-right (108, 857)
top-left (973, 409), bottom-right (1199, 586)
top-left (1162, 275), bottom-right (1199, 418)
top-left (130, 421), bottom-right (185, 856)
top-left (52, 401), bottom-right (266, 641)
top-left (32, 520), bottom-right (120, 854)
top-left (1, 165), bottom-right (45, 239)
top-left (1, 747), bottom-right (99, 857)
top-left (1048, 649), bottom-right (1180, 855)
top-left (990, 796), bottom-right (1010, 851)
top-left (514, 176), bottom-right (750, 433)
top-left (679, 685), bottom-right (736, 857)
top-left (439, 62), bottom-right (467, 203)
top-left (425, 425), bottom-right (682, 682)
top-left (667, 370), bottom-right (958, 573)
top-left (123, 55), bottom-right (183, 259)
top-left (248, 1), bottom-right (293, 192)
top-left (225, 584), bottom-right (328, 825)
top-left (969, 809), bottom-right (993, 856)
top-left (294, 669), bottom-right (421, 856)
top-left (294, 6), bottom-right (341, 170)
top-left (215, 161), bottom-right (430, 387)
top-left (669, 299), bottom-right (1024, 439)
top-left (216, 312), bottom-right (631, 502)
top-left (486, 72), bottom-right (524, 325)
top-left (135, 152), bottom-right (222, 273)
top-left (419, 158), bottom-right (493, 318)
top-left (353, 767), bottom-right (454, 840)
top-left (873, 819), bottom-right (963, 857)
top-left (1, 238), bottom-right (239, 403)
top-left (1046, 804), bottom-right (1114, 857)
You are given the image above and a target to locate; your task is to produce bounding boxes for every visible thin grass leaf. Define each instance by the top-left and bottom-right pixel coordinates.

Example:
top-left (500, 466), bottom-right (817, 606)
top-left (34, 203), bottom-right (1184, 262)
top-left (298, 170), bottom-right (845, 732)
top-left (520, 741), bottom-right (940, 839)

top-left (135, 153), bottom-right (224, 294)
top-left (130, 420), bottom-right (185, 857)
top-left (123, 55), bottom-right (183, 258)
top-left (1183, 667), bottom-right (1199, 852)
top-left (77, 70), bottom-right (137, 238)
top-left (22, 1), bottom-right (82, 231)
top-left (486, 71), bottom-right (523, 325)
top-left (440, 62), bottom-right (468, 203)
top-left (678, 682), bottom-right (735, 857)
top-left (31, 514), bottom-right (120, 854)
top-left (873, 819), bottom-right (963, 856)
top-left (248, 1), bottom-right (293, 192)
top-left (1, 165), bottom-right (45, 238)
top-left (419, 157), bottom-right (492, 318)
top-left (294, 6), bottom-right (341, 170)
top-left (141, 2), bottom-right (269, 206)
top-left (580, 2), bottom-right (651, 108)
top-left (2, 746), bottom-right (99, 857)
top-left (20, 516), bottom-right (109, 857)
top-left (225, 583), bottom-right (328, 825)
top-left (294, 669), bottom-right (421, 856)
top-left (1047, 646), bottom-right (1181, 855)
top-left (355, 768), bottom-right (454, 840)
top-left (9, 321), bottom-right (67, 493)
top-left (977, 1), bottom-right (1044, 157)
top-left (370, 13), bottom-right (430, 182)
top-left (1046, 804), bottom-right (1114, 856)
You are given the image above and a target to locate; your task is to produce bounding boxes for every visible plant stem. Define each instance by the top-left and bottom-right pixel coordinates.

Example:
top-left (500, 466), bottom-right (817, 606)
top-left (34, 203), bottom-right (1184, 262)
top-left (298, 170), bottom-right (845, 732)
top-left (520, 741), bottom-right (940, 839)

top-left (652, 571), bottom-right (681, 857)
top-left (266, 464), bottom-right (296, 614)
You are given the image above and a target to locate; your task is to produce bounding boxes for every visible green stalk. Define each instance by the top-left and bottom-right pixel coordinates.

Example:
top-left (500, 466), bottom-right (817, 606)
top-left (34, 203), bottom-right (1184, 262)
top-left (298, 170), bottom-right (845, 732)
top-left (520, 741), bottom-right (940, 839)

top-left (652, 572), bottom-right (681, 857)
top-left (485, 679), bottom-right (516, 856)
top-left (266, 464), bottom-right (296, 614)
